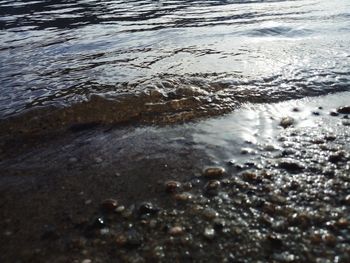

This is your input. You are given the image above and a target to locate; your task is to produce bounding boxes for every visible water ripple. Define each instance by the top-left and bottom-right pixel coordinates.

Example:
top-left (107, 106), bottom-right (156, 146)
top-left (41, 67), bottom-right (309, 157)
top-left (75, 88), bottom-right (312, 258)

top-left (0, 0), bottom-right (349, 119)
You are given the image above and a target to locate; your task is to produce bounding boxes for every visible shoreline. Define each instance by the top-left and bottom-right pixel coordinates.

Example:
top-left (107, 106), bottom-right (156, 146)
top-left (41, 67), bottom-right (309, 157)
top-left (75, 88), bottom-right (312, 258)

top-left (1, 91), bottom-right (350, 262)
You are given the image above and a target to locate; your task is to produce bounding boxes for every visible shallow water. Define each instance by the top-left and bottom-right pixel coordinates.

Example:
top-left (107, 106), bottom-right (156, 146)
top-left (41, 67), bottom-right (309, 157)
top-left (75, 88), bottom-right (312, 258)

top-left (1, 0), bottom-right (350, 120)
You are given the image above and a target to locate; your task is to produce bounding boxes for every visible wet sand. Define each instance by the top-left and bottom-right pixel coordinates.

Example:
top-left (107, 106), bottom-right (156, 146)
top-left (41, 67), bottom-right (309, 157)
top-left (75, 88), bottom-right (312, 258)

top-left (1, 92), bottom-right (350, 262)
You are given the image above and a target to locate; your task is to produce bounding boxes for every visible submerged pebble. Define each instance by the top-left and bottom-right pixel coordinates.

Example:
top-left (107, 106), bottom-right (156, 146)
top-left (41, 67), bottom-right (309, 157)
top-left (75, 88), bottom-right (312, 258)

top-left (279, 117), bottom-right (295, 128)
top-left (204, 180), bottom-right (221, 196)
top-left (164, 180), bottom-right (181, 193)
top-left (174, 192), bottom-right (193, 202)
top-left (100, 199), bottom-right (118, 213)
top-left (337, 106), bottom-right (350, 114)
top-left (202, 167), bottom-right (225, 178)
top-left (278, 158), bottom-right (304, 172)
top-left (138, 202), bottom-right (159, 216)
top-left (203, 227), bottom-right (215, 239)
top-left (168, 226), bottom-right (184, 236)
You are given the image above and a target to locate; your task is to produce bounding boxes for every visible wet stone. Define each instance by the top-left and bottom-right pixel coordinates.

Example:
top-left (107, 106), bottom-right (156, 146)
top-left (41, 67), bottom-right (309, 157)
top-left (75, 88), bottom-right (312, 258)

top-left (278, 158), bottom-right (304, 173)
top-left (344, 195), bottom-right (350, 205)
top-left (138, 202), bottom-right (160, 216)
top-left (204, 180), bottom-right (221, 196)
top-left (100, 199), bottom-right (118, 213)
top-left (279, 117), bottom-right (295, 128)
top-left (342, 120), bottom-right (350, 126)
top-left (337, 106), bottom-right (350, 114)
top-left (213, 218), bottom-right (227, 231)
top-left (174, 192), bottom-right (193, 202)
top-left (203, 227), bottom-right (215, 240)
top-left (323, 233), bottom-right (337, 247)
top-left (328, 151), bottom-right (345, 163)
top-left (202, 167), bottom-right (225, 178)
top-left (329, 111), bottom-right (339, 116)
top-left (288, 213), bottom-right (311, 229)
top-left (164, 180), bottom-right (181, 193)
top-left (168, 226), bottom-right (184, 236)
top-left (202, 208), bottom-right (219, 220)
top-left (241, 172), bottom-right (261, 184)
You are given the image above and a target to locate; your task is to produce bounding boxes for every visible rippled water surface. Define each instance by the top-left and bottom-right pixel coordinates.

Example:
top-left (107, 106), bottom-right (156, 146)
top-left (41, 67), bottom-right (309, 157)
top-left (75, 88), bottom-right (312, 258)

top-left (0, 0), bottom-right (349, 119)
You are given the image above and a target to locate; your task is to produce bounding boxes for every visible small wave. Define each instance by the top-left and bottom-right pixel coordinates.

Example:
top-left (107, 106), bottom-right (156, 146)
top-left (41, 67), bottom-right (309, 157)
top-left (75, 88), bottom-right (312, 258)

top-left (240, 25), bottom-right (314, 38)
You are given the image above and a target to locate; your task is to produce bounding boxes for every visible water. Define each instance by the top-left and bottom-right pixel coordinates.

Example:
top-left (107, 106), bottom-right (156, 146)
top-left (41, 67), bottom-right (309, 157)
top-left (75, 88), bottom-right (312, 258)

top-left (0, 0), bottom-right (350, 121)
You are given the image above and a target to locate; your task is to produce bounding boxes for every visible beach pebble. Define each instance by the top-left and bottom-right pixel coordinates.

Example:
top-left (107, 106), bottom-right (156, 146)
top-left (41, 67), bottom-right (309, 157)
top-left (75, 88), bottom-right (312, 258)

top-left (164, 180), bottom-right (181, 193)
top-left (138, 202), bottom-right (159, 216)
top-left (342, 120), bottom-right (350, 126)
top-left (168, 226), bottom-right (184, 236)
top-left (329, 111), bottom-right (339, 116)
top-left (174, 192), bottom-right (193, 202)
top-left (203, 227), bottom-right (215, 239)
top-left (204, 180), bottom-right (221, 196)
top-left (337, 106), bottom-right (350, 114)
top-left (279, 117), bottom-right (295, 128)
top-left (278, 158), bottom-right (304, 172)
top-left (328, 151), bottom-right (345, 163)
top-left (202, 208), bottom-right (219, 220)
top-left (100, 199), bottom-right (118, 213)
top-left (202, 167), bottom-right (225, 178)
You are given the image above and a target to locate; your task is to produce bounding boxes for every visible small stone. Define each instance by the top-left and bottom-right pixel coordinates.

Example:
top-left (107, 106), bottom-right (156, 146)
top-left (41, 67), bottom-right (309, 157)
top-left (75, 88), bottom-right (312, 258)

top-left (203, 227), bottom-right (215, 239)
top-left (241, 172), bottom-right (261, 184)
top-left (269, 194), bottom-right (286, 205)
top-left (323, 233), bottom-right (336, 247)
top-left (289, 180), bottom-right (300, 190)
top-left (264, 145), bottom-right (276, 151)
top-left (335, 218), bottom-right (348, 229)
top-left (288, 213), bottom-right (310, 229)
top-left (164, 180), bottom-right (181, 193)
top-left (324, 134), bottom-right (336, 141)
top-left (100, 199), bottom-right (118, 213)
top-left (81, 259), bottom-right (92, 263)
top-left (202, 167), bottom-right (225, 178)
top-left (204, 180), bottom-right (221, 196)
top-left (329, 111), bottom-right (339, 116)
top-left (328, 151), bottom-right (345, 163)
top-left (213, 218), bottom-right (226, 231)
top-left (310, 233), bottom-right (322, 244)
top-left (342, 120), bottom-right (350, 126)
top-left (168, 226), bottom-right (184, 236)
top-left (202, 208), bottom-right (219, 220)
top-left (278, 158), bottom-right (304, 173)
top-left (115, 205), bottom-right (125, 213)
top-left (138, 202), bottom-right (159, 216)
top-left (240, 148), bottom-right (255, 155)
top-left (174, 192), bottom-right (193, 202)
top-left (279, 117), bottom-right (294, 128)
top-left (85, 199), bottom-right (92, 205)
top-left (344, 195), bottom-right (350, 205)
top-left (337, 106), bottom-right (350, 114)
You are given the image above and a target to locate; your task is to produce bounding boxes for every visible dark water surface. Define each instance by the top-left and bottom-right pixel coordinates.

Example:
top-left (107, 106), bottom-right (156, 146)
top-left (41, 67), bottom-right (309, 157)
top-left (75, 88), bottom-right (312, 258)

top-left (0, 0), bottom-right (350, 121)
